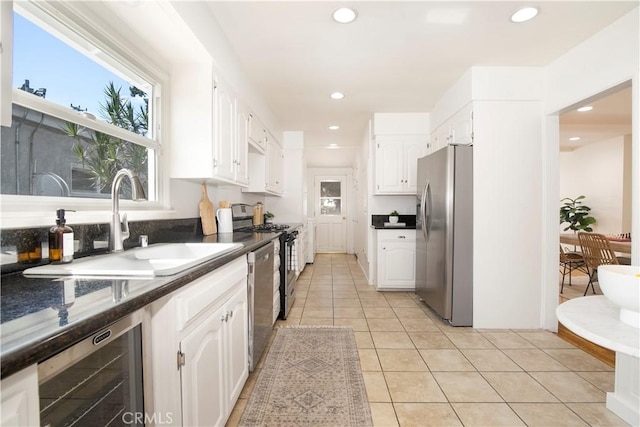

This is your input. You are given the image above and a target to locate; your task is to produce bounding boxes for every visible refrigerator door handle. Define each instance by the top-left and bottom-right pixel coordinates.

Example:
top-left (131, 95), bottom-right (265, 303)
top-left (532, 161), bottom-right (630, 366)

top-left (421, 181), bottom-right (431, 241)
top-left (425, 181), bottom-right (433, 241)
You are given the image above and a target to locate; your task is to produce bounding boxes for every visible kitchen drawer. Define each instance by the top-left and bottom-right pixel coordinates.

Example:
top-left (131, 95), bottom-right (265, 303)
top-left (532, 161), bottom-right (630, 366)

top-left (378, 229), bottom-right (416, 242)
top-left (175, 257), bottom-right (248, 331)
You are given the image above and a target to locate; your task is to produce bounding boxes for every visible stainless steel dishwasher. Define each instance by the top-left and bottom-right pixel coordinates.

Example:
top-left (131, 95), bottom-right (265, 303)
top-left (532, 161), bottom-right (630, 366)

top-left (247, 241), bottom-right (274, 371)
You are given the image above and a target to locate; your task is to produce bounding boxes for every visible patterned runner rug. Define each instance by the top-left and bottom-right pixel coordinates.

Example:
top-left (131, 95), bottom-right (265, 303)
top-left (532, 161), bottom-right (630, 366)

top-left (239, 326), bottom-right (373, 426)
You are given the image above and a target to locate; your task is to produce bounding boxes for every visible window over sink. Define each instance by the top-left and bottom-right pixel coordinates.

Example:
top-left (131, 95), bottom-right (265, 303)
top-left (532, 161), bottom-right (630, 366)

top-left (0, 1), bottom-right (164, 224)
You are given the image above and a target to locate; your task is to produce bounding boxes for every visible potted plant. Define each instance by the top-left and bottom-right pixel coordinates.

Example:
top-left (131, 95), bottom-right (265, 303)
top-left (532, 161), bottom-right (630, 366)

top-left (389, 210), bottom-right (400, 224)
top-left (560, 195), bottom-right (596, 232)
top-left (264, 211), bottom-right (275, 224)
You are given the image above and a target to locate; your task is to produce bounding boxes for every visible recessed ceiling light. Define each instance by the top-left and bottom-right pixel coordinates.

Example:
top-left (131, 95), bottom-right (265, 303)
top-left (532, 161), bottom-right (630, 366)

top-left (329, 125), bottom-right (340, 130)
top-left (569, 137), bottom-right (581, 141)
top-left (577, 105), bottom-right (593, 112)
top-left (510, 7), bottom-right (538, 23)
top-left (327, 143), bottom-right (340, 149)
top-left (332, 7), bottom-right (358, 24)
top-left (330, 92), bottom-right (345, 100)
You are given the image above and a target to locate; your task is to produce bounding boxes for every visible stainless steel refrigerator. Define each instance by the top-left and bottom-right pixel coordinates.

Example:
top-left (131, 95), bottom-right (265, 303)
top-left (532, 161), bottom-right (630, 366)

top-left (415, 145), bottom-right (473, 326)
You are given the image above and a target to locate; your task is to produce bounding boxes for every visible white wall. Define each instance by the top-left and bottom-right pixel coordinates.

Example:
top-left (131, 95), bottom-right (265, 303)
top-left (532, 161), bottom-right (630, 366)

top-left (473, 99), bottom-right (544, 329)
top-left (354, 124), bottom-right (370, 279)
top-left (542, 7), bottom-right (639, 329)
top-left (559, 136), bottom-right (627, 234)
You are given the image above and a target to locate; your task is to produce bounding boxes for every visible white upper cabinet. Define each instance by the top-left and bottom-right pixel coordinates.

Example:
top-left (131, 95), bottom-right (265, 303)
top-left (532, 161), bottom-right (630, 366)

top-left (266, 134), bottom-right (284, 194)
top-left (243, 132), bottom-right (284, 196)
top-left (449, 103), bottom-right (474, 145)
top-left (429, 103), bottom-right (474, 155)
top-left (248, 113), bottom-right (267, 153)
top-left (235, 101), bottom-right (250, 185)
top-left (169, 64), bottom-right (248, 187)
top-left (213, 78), bottom-right (237, 181)
top-left (374, 135), bottom-right (425, 195)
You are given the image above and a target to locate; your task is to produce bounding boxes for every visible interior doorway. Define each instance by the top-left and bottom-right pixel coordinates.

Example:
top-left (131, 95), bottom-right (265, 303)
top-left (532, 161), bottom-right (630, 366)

top-left (557, 83), bottom-right (633, 301)
top-left (315, 175), bottom-right (347, 253)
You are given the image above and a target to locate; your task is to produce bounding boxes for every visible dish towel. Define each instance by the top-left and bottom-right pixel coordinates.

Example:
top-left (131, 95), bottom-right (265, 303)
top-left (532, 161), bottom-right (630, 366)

top-left (290, 241), bottom-right (299, 275)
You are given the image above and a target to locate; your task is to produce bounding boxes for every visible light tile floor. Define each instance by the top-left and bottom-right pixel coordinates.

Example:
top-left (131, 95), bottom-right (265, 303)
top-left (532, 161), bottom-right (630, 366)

top-left (227, 254), bottom-right (628, 427)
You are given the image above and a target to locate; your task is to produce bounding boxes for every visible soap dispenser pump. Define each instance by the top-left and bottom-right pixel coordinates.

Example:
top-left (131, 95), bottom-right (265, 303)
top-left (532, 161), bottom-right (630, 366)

top-left (49, 209), bottom-right (74, 264)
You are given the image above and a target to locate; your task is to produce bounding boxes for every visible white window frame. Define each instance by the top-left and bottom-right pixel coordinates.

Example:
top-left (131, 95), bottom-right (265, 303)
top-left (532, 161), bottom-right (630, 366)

top-left (1, 1), bottom-right (172, 228)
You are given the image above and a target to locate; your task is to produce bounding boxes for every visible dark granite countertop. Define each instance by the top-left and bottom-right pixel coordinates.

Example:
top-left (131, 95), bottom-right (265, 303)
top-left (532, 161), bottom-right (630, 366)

top-left (0, 231), bottom-right (280, 379)
top-left (371, 225), bottom-right (417, 230)
top-left (370, 214), bottom-right (417, 230)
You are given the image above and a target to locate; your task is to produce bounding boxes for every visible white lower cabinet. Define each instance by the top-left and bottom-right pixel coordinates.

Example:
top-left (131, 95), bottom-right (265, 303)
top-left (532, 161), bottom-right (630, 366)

top-left (180, 285), bottom-right (247, 427)
top-left (150, 257), bottom-right (248, 426)
top-left (376, 229), bottom-right (416, 290)
top-left (0, 365), bottom-right (39, 427)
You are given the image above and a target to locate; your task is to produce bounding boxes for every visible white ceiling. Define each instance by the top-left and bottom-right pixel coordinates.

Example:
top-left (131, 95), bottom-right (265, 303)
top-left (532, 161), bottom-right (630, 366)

top-left (207, 1), bottom-right (636, 166)
top-left (559, 85), bottom-right (632, 151)
top-left (100, 1), bottom-right (636, 167)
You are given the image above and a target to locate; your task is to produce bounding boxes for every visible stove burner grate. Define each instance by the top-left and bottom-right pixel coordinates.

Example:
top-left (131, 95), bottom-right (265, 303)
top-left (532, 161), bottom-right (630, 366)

top-left (236, 224), bottom-right (290, 233)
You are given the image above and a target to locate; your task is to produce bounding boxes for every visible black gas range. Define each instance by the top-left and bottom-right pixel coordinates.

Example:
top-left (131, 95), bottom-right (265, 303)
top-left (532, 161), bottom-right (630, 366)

top-left (231, 204), bottom-right (299, 320)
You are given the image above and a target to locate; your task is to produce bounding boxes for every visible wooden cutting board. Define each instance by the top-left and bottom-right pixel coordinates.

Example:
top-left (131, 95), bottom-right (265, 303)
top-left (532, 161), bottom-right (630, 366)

top-left (199, 184), bottom-right (217, 235)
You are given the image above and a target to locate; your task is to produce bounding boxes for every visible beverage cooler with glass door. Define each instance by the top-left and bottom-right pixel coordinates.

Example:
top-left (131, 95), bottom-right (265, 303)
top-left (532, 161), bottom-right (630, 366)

top-left (38, 311), bottom-right (145, 426)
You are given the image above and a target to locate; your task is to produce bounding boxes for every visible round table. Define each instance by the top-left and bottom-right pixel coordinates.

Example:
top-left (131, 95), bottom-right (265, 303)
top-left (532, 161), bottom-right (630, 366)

top-left (557, 296), bottom-right (639, 426)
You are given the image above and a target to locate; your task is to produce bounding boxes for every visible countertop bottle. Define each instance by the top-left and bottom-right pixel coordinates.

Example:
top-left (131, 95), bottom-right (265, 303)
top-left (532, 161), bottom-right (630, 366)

top-left (49, 209), bottom-right (74, 264)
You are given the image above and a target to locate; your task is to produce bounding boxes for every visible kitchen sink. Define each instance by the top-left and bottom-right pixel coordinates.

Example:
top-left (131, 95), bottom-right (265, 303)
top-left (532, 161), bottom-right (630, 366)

top-left (23, 243), bottom-right (244, 277)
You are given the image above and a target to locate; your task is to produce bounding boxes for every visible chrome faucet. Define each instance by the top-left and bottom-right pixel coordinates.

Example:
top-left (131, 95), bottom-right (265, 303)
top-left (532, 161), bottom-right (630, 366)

top-left (110, 169), bottom-right (146, 252)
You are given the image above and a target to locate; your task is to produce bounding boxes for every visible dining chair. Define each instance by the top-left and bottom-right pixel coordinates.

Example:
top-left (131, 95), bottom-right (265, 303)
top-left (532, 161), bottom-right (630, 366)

top-left (559, 245), bottom-right (587, 294)
top-left (577, 232), bottom-right (620, 296)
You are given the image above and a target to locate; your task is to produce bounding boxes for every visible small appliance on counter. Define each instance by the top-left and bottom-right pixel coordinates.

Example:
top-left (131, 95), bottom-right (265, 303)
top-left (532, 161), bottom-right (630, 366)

top-left (216, 208), bottom-right (233, 233)
top-left (253, 202), bottom-right (264, 225)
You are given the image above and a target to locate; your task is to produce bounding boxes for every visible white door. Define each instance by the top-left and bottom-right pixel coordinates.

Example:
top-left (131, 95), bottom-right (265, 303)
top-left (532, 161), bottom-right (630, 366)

top-left (315, 176), bottom-right (347, 253)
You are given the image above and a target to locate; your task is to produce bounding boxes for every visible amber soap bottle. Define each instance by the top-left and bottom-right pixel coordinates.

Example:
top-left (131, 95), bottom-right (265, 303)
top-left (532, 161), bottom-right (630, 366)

top-left (49, 209), bottom-right (74, 264)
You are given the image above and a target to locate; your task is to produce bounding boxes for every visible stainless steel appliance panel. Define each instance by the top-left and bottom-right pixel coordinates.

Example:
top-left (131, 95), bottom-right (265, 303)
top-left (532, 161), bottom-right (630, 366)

top-left (247, 241), bottom-right (274, 371)
top-left (416, 145), bottom-right (473, 326)
top-left (38, 313), bottom-right (144, 426)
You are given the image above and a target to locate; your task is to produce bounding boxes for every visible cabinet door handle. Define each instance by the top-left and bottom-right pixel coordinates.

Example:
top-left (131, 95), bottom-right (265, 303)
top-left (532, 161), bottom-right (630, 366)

top-left (398, 236), bottom-right (406, 239)
top-left (221, 315), bottom-right (226, 322)
top-left (228, 310), bottom-right (234, 318)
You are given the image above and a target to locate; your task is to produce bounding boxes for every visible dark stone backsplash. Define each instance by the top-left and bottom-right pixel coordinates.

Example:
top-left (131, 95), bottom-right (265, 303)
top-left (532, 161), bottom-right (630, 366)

top-left (1, 218), bottom-right (202, 274)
